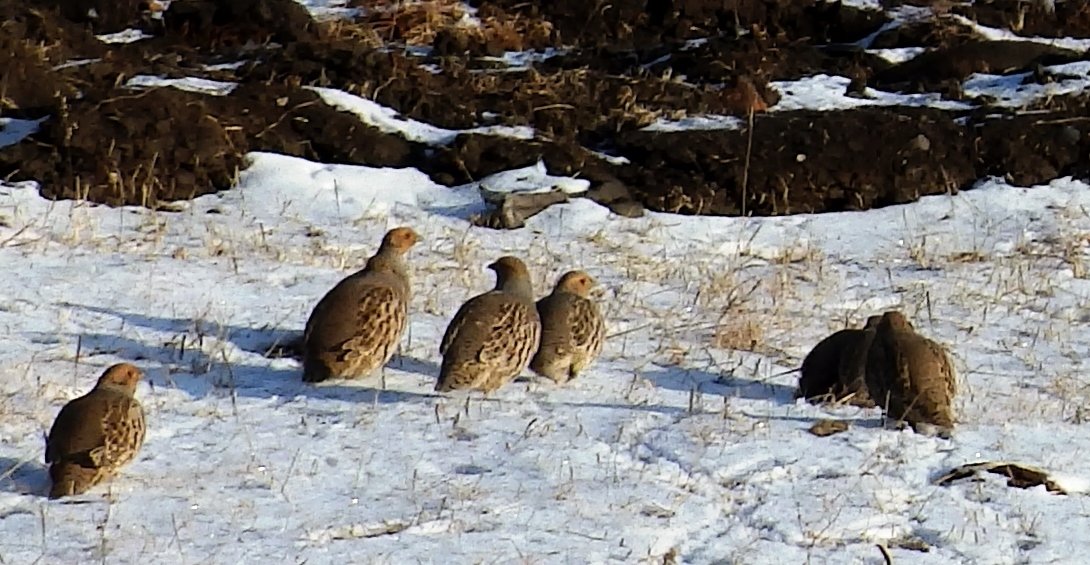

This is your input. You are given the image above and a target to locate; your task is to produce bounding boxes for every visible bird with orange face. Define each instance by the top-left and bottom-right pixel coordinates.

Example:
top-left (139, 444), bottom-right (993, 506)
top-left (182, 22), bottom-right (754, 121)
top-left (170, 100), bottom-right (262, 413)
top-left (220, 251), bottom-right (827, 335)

top-left (45, 363), bottom-right (147, 498)
top-left (303, 227), bottom-right (420, 383)
top-left (530, 270), bottom-right (606, 384)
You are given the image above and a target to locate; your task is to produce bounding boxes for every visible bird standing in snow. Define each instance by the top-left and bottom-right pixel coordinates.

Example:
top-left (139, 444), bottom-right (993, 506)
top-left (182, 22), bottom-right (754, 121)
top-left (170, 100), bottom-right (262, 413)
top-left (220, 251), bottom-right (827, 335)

top-left (46, 363), bottom-right (147, 498)
top-left (865, 310), bottom-right (957, 437)
top-left (797, 315), bottom-right (882, 407)
top-left (530, 270), bottom-right (606, 384)
top-left (303, 227), bottom-right (420, 383)
top-left (436, 256), bottom-right (541, 394)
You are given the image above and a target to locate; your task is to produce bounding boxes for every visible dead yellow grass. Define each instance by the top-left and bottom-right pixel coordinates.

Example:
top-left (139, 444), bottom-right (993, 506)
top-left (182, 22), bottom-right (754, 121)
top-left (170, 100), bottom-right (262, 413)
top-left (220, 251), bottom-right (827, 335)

top-left (343, 0), bottom-right (553, 51)
top-left (712, 311), bottom-right (765, 352)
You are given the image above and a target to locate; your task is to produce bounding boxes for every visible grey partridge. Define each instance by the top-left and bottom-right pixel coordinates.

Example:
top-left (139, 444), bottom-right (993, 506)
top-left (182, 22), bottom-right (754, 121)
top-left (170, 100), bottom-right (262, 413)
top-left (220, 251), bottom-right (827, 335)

top-left (797, 315), bottom-right (882, 407)
top-left (45, 363), bottom-right (146, 499)
top-left (865, 310), bottom-right (957, 436)
top-left (530, 270), bottom-right (605, 384)
top-left (436, 256), bottom-right (541, 394)
top-left (303, 227), bottom-right (419, 382)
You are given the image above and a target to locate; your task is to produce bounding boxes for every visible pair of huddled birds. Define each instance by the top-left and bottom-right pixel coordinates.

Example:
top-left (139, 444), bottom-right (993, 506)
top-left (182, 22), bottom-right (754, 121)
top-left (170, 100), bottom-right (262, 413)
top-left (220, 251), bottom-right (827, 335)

top-left (797, 311), bottom-right (958, 437)
top-left (43, 227), bottom-right (607, 498)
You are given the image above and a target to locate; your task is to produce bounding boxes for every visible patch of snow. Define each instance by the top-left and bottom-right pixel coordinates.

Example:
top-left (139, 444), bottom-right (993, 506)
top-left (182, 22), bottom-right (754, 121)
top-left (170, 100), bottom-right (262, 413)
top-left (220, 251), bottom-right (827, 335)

top-left (202, 61), bottom-right (247, 72)
top-left (1050, 472), bottom-right (1090, 494)
top-left (867, 47), bottom-right (927, 64)
top-left (126, 75), bottom-right (238, 96)
top-left (588, 149), bottom-right (631, 165)
top-left (641, 115), bottom-right (745, 132)
top-left (402, 45), bottom-right (434, 58)
top-left (682, 37), bottom-right (709, 51)
top-left (854, 5), bottom-right (934, 49)
top-left (291, 0), bottom-right (360, 20)
top-left (479, 160), bottom-right (590, 197)
top-left (963, 61), bottom-right (1090, 107)
top-left (952, 14), bottom-right (1090, 50)
top-left (771, 74), bottom-right (971, 111)
top-left (3, 157), bottom-right (1090, 562)
top-left (309, 86), bottom-right (535, 145)
top-left (492, 48), bottom-right (568, 69)
top-left (52, 58), bottom-right (100, 71)
top-left (234, 152), bottom-right (482, 224)
top-left (0, 117), bottom-right (47, 148)
top-left (96, 29), bottom-right (153, 44)
top-left (839, 0), bottom-right (882, 9)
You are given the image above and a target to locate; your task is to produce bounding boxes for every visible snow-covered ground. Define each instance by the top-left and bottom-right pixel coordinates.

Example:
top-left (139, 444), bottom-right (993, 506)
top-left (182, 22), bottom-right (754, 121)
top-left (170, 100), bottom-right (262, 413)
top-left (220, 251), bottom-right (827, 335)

top-left (3, 136), bottom-right (1090, 562)
top-left (4, 1), bottom-right (1090, 563)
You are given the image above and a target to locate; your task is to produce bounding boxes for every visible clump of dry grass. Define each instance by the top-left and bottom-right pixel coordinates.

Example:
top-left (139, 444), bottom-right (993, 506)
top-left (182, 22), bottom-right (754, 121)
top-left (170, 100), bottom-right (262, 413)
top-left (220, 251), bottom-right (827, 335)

top-left (360, 0), bottom-right (470, 44)
top-left (711, 312), bottom-right (765, 352)
top-left (340, 1), bottom-right (554, 52)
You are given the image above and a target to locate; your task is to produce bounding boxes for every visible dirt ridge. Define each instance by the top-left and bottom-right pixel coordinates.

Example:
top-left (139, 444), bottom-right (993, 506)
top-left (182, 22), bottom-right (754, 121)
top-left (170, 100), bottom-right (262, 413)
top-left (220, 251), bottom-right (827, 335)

top-left (2, 0), bottom-right (1089, 217)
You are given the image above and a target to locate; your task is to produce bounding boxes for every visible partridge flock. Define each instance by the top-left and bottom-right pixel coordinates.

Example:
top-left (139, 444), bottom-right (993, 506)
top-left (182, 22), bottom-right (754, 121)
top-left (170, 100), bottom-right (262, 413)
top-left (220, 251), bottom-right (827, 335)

top-left (40, 225), bottom-right (962, 499)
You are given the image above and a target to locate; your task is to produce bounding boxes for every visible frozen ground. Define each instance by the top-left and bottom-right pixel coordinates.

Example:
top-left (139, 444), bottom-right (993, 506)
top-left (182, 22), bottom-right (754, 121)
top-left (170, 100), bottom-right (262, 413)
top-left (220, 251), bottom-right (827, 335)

top-left (2, 144), bottom-right (1090, 563)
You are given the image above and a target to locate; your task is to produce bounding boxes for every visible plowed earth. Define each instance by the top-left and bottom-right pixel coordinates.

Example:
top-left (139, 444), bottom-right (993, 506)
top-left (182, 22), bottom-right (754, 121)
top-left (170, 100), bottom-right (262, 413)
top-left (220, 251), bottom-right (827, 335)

top-left (2, 0), bottom-right (1089, 216)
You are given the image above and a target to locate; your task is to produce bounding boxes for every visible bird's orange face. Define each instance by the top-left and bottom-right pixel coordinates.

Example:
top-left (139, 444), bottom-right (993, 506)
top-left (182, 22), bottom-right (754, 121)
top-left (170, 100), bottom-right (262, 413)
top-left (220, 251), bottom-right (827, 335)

top-left (383, 227), bottom-right (420, 253)
top-left (557, 271), bottom-right (595, 297)
top-left (99, 363), bottom-right (144, 391)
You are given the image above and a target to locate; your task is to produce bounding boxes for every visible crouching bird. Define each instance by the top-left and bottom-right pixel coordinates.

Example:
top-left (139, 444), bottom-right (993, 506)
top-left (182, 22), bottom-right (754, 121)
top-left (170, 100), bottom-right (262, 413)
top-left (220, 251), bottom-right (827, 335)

top-left (436, 256), bottom-right (541, 395)
top-left (303, 227), bottom-right (420, 383)
top-left (865, 310), bottom-right (957, 437)
top-left (797, 315), bottom-right (882, 407)
top-left (46, 363), bottom-right (146, 498)
top-left (530, 270), bottom-right (605, 384)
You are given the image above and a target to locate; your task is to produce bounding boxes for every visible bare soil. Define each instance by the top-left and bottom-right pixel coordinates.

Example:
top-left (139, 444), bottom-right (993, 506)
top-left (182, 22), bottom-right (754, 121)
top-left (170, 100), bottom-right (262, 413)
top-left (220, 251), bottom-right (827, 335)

top-left (2, 0), bottom-right (1089, 216)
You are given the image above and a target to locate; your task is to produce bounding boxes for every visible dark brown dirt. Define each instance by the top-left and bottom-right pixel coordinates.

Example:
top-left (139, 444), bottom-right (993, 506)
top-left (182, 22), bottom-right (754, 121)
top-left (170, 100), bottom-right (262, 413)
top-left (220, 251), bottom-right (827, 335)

top-left (477, 0), bottom-right (889, 50)
top-left (2, 0), bottom-right (1089, 216)
top-left (951, 0), bottom-right (1090, 39)
top-left (873, 41), bottom-right (1086, 91)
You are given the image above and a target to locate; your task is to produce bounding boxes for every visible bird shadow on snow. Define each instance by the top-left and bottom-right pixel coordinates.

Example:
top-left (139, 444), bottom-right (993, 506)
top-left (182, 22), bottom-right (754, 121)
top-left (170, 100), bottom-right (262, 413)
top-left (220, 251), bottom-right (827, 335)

top-left (642, 364), bottom-right (797, 405)
top-left (63, 303), bottom-right (304, 359)
top-left (0, 456), bottom-right (49, 496)
top-left (60, 305), bottom-right (441, 405)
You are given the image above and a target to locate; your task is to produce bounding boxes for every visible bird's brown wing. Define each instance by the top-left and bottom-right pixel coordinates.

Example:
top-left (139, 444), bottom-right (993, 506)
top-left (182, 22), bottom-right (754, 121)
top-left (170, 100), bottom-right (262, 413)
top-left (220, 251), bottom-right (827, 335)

top-left (308, 272), bottom-right (405, 352)
top-left (908, 338), bottom-right (956, 426)
top-left (477, 300), bottom-right (539, 367)
top-left (569, 297), bottom-right (604, 355)
top-left (95, 397), bottom-right (145, 469)
top-left (535, 294), bottom-right (574, 357)
top-left (935, 342), bottom-right (957, 400)
top-left (441, 291), bottom-right (501, 357)
top-left (46, 392), bottom-right (142, 469)
top-left (46, 395), bottom-right (106, 465)
top-left (336, 284), bottom-right (407, 365)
